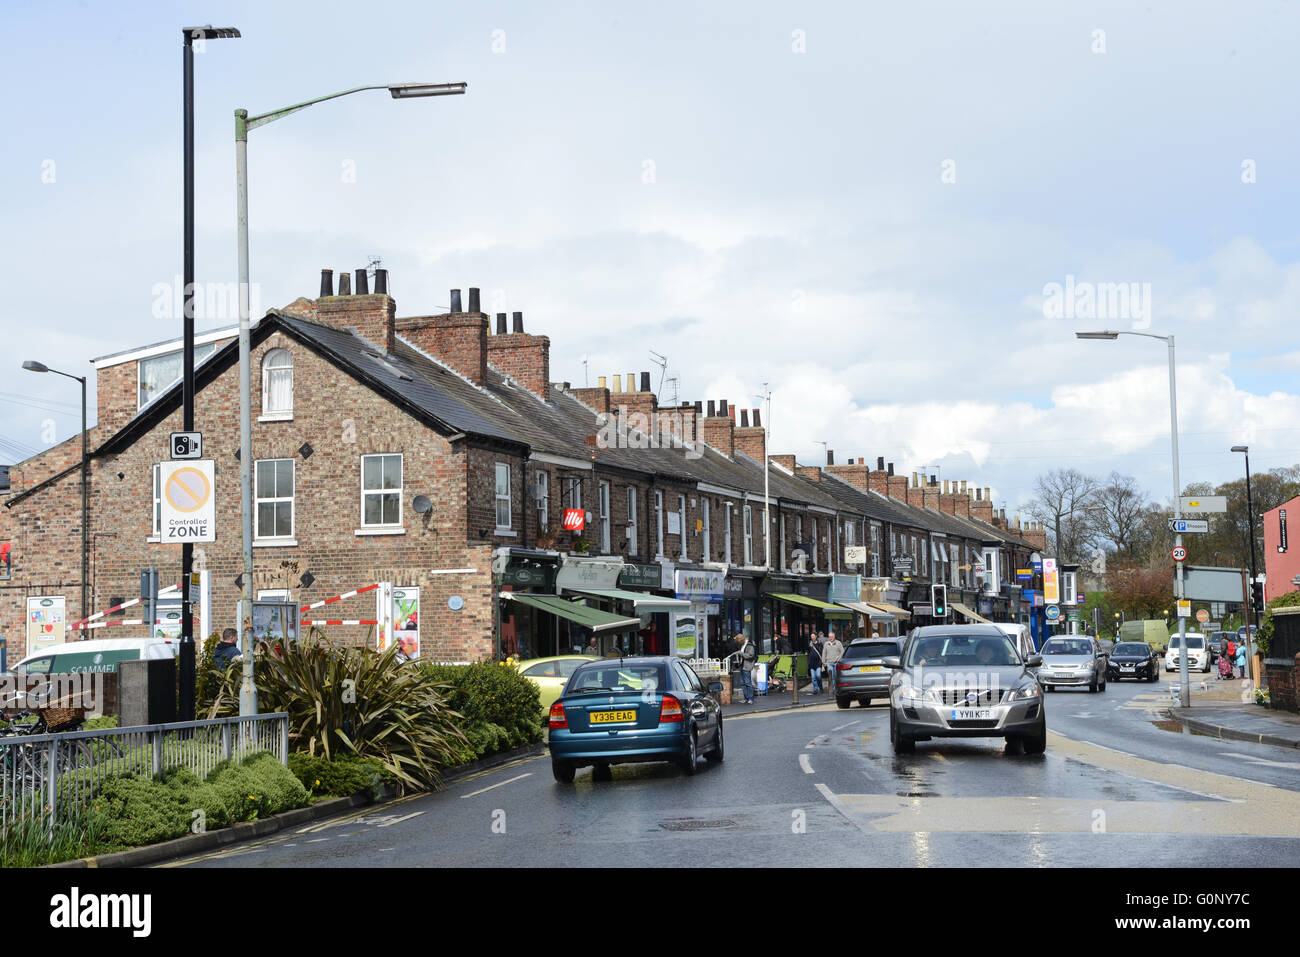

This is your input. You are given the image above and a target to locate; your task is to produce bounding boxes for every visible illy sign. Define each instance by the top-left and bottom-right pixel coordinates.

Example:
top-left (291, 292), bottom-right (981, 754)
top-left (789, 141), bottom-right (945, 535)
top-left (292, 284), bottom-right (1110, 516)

top-left (562, 508), bottom-right (585, 531)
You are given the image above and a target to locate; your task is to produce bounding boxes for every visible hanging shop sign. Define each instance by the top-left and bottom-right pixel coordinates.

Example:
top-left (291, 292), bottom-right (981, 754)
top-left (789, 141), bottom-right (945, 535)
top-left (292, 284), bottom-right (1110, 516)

top-left (674, 569), bottom-right (724, 603)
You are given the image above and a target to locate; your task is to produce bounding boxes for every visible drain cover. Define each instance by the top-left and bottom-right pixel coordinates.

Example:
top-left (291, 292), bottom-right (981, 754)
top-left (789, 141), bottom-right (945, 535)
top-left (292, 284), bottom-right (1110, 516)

top-left (660, 819), bottom-right (737, 831)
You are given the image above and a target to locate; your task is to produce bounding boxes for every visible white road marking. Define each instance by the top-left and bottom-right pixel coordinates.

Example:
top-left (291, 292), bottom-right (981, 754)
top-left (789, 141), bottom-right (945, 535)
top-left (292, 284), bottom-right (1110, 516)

top-left (798, 753), bottom-right (814, 774)
top-left (377, 810), bottom-right (426, 827)
top-left (1218, 752), bottom-right (1300, 770)
top-left (461, 772), bottom-right (532, 798)
top-left (831, 720), bottom-right (862, 732)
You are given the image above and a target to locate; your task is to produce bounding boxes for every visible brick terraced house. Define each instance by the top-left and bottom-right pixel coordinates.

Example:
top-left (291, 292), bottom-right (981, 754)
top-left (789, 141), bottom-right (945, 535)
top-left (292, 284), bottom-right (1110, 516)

top-left (1, 268), bottom-right (1040, 664)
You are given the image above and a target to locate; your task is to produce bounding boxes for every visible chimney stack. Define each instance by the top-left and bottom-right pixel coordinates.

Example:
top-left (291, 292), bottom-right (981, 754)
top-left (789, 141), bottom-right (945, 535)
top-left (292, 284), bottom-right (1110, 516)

top-left (449, 289), bottom-right (463, 312)
top-left (394, 285), bottom-right (491, 385)
top-left (313, 265), bottom-right (398, 351)
top-left (354, 268), bottom-right (369, 294)
top-left (320, 269), bottom-right (334, 297)
top-left (468, 288), bottom-right (480, 313)
top-left (734, 406), bottom-right (766, 461)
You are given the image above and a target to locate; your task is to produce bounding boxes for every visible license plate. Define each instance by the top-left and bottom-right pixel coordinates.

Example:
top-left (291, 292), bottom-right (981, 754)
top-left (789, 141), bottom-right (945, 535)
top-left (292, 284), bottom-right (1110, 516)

top-left (1122, 664), bottom-right (1134, 670)
top-left (857, 665), bottom-right (882, 673)
top-left (589, 710), bottom-right (636, 725)
top-left (950, 708), bottom-right (992, 720)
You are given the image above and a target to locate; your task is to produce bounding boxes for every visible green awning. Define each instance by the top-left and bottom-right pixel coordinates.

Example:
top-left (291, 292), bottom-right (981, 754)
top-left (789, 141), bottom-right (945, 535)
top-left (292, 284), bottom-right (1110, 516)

top-left (500, 593), bottom-right (642, 633)
top-left (769, 593), bottom-right (852, 618)
top-left (566, 587), bottom-right (691, 611)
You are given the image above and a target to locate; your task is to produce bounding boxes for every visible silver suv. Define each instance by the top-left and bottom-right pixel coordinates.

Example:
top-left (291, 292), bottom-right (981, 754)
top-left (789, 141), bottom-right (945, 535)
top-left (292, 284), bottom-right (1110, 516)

top-left (885, 625), bottom-right (1045, 755)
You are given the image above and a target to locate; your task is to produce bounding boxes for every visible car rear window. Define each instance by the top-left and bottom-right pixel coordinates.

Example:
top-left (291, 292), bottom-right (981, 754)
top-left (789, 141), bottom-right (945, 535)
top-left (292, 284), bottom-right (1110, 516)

top-left (567, 663), bottom-right (664, 694)
top-left (1042, 639), bottom-right (1093, 656)
top-left (843, 641), bottom-right (899, 660)
top-left (1113, 643), bottom-right (1149, 656)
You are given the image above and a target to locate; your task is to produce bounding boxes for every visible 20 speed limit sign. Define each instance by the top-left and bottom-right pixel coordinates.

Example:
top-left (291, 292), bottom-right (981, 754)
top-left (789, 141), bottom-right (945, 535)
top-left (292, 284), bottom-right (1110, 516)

top-left (1171, 545), bottom-right (1188, 562)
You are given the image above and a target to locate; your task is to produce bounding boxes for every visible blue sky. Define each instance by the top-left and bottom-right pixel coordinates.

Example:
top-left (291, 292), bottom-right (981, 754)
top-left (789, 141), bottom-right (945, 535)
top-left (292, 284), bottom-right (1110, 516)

top-left (3, 0), bottom-right (1298, 514)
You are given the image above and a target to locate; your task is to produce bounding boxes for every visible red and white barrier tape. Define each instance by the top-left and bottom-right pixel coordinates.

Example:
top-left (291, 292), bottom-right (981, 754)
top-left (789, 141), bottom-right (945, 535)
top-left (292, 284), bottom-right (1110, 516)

top-left (70, 583), bottom-right (184, 630)
top-left (300, 583), bottom-right (378, 613)
top-left (302, 620), bottom-right (378, 627)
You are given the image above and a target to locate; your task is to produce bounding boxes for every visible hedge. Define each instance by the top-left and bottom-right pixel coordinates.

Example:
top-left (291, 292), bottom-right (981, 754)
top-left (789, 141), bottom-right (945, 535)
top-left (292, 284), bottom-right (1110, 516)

top-left (418, 661), bottom-right (544, 762)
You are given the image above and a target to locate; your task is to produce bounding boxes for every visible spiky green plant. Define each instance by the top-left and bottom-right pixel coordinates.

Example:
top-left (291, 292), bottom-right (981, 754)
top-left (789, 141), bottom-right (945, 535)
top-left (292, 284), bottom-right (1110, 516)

top-left (210, 631), bottom-right (467, 790)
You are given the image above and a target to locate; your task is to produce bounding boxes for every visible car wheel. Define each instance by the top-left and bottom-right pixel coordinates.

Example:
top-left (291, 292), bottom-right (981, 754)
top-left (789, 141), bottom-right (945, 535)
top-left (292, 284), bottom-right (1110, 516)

top-left (836, 696), bottom-right (851, 709)
top-left (1099, 673), bottom-right (1107, 692)
top-left (679, 730), bottom-right (699, 775)
top-left (860, 697), bottom-right (871, 707)
top-left (1022, 721), bottom-right (1047, 755)
top-left (706, 719), bottom-right (724, 763)
top-left (552, 760), bottom-right (575, 784)
top-left (1088, 675), bottom-right (1098, 693)
top-left (890, 711), bottom-right (915, 754)
top-left (592, 762), bottom-right (612, 781)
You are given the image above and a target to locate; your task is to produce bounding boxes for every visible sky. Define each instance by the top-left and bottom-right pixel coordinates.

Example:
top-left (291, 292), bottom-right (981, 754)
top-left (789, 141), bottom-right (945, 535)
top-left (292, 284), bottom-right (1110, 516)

top-left (3, 0), bottom-right (1298, 517)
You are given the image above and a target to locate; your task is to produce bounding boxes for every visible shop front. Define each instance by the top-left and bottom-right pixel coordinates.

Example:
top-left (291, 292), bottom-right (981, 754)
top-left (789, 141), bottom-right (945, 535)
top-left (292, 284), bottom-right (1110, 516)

top-left (674, 567), bottom-right (725, 658)
top-left (762, 576), bottom-right (852, 653)
top-left (497, 549), bottom-right (561, 659)
top-left (564, 560), bottom-right (692, 657)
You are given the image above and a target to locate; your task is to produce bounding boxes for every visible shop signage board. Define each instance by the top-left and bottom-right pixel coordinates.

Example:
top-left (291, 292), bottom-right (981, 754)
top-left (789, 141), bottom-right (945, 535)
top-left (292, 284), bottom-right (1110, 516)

top-left (556, 559), bottom-right (623, 591)
top-left (1016, 568), bottom-right (1033, 581)
top-left (829, 573), bottom-right (862, 605)
top-left (675, 569), bottom-right (724, 602)
top-left (393, 587), bottom-right (420, 659)
top-left (844, 546), bottom-right (867, 565)
top-left (27, 596), bottom-right (66, 655)
top-left (618, 563), bottom-right (662, 589)
top-left (562, 508), bottom-right (585, 531)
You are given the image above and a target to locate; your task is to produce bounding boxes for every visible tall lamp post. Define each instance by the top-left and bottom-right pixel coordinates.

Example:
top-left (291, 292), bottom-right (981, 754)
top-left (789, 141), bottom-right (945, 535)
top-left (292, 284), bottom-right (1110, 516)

top-left (21, 361), bottom-right (87, 626)
top-left (1231, 445), bottom-right (1258, 674)
top-left (234, 81), bottom-right (466, 717)
top-left (1077, 330), bottom-right (1191, 706)
top-left (180, 25), bottom-right (240, 722)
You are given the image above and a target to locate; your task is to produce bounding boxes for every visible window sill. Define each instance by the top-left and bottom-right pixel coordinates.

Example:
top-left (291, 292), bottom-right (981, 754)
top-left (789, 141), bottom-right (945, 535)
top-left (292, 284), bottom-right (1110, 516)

top-left (258, 412), bottom-right (293, 422)
top-left (254, 538), bottom-right (298, 548)
top-left (494, 529), bottom-right (518, 538)
top-left (355, 527), bottom-right (405, 537)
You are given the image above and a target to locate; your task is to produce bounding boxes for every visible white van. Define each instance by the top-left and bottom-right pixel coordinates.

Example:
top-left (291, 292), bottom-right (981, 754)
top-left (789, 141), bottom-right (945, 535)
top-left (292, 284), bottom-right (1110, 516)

top-left (994, 622), bottom-right (1037, 661)
top-left (10, 637), bottom-right (179, 676)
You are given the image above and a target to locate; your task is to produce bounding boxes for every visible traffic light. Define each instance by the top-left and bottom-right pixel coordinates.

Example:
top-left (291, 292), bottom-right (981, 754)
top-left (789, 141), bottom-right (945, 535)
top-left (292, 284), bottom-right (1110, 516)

top-left (932, 583), bottom-right (947, 618)
top-left (1252, 580), bottom-right (1265, 618)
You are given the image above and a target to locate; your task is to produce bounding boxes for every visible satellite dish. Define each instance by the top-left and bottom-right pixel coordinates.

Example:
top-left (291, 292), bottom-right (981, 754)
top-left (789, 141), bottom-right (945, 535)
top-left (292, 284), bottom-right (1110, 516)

top-left (412, 495), bottom-right (432, 515)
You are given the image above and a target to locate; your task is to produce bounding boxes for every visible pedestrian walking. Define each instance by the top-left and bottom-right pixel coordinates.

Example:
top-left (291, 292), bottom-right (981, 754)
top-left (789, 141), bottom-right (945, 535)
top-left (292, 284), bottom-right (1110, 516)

top-left (1235, 641), bottom-right (1247, 679)
top-left (808, 631), bottom-right (825, 694)
top-left (736, 633), bottom-right (756, 704)
top-left (822, 631), bottom-right (844, 695)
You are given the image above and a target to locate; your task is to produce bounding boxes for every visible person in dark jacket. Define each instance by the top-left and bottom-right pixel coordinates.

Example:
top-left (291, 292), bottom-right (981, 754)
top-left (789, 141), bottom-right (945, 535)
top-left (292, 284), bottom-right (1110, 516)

top-left (808, 632), bottom-right (825, 694)
top-left (213, 628), bottom-right (241, 667)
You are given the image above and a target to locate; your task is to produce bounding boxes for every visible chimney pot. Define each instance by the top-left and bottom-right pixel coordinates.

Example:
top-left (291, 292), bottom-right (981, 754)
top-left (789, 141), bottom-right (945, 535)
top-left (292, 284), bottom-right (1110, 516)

top-left (320, 269), bottom-right (334, 297)
top-left (496, 313), bottom-right (507, 335)
top-left (513, 311), bottom-right (524, 333)
top-left (640, 371), bottom-right (651, 393)
top-left (707, 400), bottom-right (716, 416)
top-left (827, 450), bottom-right (834, 466)
top-left (597, 376), bottom-right (607, 389)
top-left (354, 268), bottom-right (369, 294)
top-left (374, 269), bottom-right (388, 294)
top-left (877, 456), bottom-right (885, 470)
top-left (449, 289), bottom-right (462, 312)
top-left (468, 287), bottom-right (480, 313)
top-left (985, 487), bottom-right (991, 501)
top-left (887, 462), bottom-right (894, 476)
top-left (627, 373), bottom-right (635, 392)
top-left (337, 271), bottom-right (351, 296)
top-left (719, 399), bottom-right (728, 417)
top-left (612, 375), bottom-right (623, 393)
top-left (740, 409), bottom-right (750, 427)
top-left (752, 408), bottom-right (761, 427)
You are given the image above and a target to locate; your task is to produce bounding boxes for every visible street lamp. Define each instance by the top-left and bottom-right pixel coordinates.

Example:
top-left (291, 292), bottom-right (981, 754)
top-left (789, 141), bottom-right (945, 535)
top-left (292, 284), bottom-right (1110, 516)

top-left (1076, 329), bottom-right (1191, 706)
top-left (1231, 445), bottom-right (1259, 672)
top-left (22, 361), bottom-right (88, 630)
top-left (233, 80), bottom-right (467, 717)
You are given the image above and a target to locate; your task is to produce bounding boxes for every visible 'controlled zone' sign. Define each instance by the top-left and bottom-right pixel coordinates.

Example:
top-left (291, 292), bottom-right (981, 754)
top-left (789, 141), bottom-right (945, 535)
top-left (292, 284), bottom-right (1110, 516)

top-left (159, 460), bottom-right (216, 543)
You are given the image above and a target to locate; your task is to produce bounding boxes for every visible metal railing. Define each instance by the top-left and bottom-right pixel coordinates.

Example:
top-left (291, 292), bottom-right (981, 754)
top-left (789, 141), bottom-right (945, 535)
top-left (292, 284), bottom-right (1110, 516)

top-left (0, 712), bottom-right (290, 827)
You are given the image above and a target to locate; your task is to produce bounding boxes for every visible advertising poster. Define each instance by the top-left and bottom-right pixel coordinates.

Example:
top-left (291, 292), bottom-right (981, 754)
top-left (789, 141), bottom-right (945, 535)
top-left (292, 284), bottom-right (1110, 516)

top-left (673, 612), bottom-right (696, 657)
top-left (27, 596), bottom-right (66, 655)
top-left (393, 587), bottom-right (420, 660)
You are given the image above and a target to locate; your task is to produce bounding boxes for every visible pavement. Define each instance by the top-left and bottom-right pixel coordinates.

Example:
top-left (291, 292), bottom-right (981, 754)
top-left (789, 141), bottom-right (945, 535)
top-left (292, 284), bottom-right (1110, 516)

top-left (1162, 671), bottom-right (1300, 750)
top-left (721, 680), bottom-right (832, 717)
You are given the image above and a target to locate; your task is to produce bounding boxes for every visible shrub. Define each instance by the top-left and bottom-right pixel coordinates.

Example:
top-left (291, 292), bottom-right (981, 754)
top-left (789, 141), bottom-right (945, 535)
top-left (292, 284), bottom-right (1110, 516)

top-left (93, 775), bottom-right (192, 847)
top-left (208, 633), bottom-right (469, 790)
top-left (82, 715), bottom-right (118, 731)
top-left (289, 751), bottom-right (394, 799)
top-left (0, 805), bottom-right (115, 867)
top-left (196, 631), bottom-right (227, 715)
top-left (1256, 591), bottom-right (1300, 657)
top-left (419, 661), bottom-right (543, 760)
top-left (204, 753), bottom-right (309, 820)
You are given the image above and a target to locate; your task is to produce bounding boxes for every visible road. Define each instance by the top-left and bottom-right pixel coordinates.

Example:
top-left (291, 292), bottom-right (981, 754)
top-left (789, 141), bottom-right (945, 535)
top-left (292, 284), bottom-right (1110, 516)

top-left (166, 677), bottom-right (1300, 867)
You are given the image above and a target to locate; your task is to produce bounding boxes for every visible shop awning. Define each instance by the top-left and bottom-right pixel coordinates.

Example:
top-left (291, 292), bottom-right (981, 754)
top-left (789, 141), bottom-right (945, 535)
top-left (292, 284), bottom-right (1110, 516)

top-left (770, 593), bottom-right (852, 618)
top-left (837, 601), bottom-right (895, 621)
top-left (950, 601), bottom-right (992, 624)
top-left (566, 587), bottom-right (691, 612)
top-left (499, 593), bottom-right (641, 633)
top-left (865, 601), bottom-right (912, 620)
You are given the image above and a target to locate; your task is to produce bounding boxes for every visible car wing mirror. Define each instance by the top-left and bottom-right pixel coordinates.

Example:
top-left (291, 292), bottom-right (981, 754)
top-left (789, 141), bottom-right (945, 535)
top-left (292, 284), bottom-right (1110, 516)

top-left (882, 656), bottom-right (902, 669)
top-left (707, 681), bottom-right (723, 693)
top-left (1025, 654), bottom-right (1042, 667)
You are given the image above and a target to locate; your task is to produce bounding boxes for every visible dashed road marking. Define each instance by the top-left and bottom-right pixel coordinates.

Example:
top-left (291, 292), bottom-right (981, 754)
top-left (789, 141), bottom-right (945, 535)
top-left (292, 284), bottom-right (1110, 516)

top-left (798, 753), bottom-right (814, 774)
top-left (461, 773), bottom-right (532, 799)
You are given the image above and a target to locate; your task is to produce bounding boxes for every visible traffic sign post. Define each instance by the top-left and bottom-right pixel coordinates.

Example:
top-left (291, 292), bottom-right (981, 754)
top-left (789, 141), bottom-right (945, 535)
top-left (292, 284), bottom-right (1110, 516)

top-left (170, 431), bottom-right (203, 459)
top-left (1171, 546), bottom-right (1187, 562)
top-left (1180, 496), bottom-right (1228, 513)
top-left (1168, 519), bottom-right (1209, 534)
top-left (158, 461), bottom-right (216, 543)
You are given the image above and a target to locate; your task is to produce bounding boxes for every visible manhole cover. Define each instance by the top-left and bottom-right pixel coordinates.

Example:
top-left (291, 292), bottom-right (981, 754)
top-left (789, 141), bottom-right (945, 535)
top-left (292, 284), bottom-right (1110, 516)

top-left (660, 819), bottom-right (737, 831)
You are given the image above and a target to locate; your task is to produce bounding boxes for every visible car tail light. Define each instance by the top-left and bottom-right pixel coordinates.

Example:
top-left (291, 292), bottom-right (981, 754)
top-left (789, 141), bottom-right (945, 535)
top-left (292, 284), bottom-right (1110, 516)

top-left (836, 661), bottom-right (852, 672)
top-left (659, 695), bottom-right (683, 723)
top-left (548, 702), bottom-right (568, 730)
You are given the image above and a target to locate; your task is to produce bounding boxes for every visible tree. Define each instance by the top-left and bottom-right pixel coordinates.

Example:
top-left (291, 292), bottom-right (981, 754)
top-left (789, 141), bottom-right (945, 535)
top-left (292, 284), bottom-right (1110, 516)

top-left (1092, 472), bottom-right (1161, 562)
top-left (1179, 468), bottom-right (1300, 572)
top-left (1026, 468), bottom-right (1101, 564)
top-left (1107, 562), bottom-right (1173, 621)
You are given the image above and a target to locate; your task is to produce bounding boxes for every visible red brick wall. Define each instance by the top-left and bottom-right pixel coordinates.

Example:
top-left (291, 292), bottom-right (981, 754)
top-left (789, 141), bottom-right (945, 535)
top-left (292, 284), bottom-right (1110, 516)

top-left (397, 312), bottom-right (488, 385)
top-left (734, 426), bottom-right (765, 462)
top-left (317, 294), bottom-right (398, 353)
top-left (487, 332), bottom-right (550, 399)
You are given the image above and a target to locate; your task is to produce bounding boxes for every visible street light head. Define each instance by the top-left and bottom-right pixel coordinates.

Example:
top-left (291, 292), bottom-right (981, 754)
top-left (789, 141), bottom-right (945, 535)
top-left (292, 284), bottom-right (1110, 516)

top-left (183, 25), bottom-right (241, 41)
top-left (21, 360), bottom-right (49, 373)
top-left (1231, 445), bottom-right (1249, 453)
top-left (1075, 331), bottom-right (1120, 340)
top-left (389, 81), bottom-right (468, 99)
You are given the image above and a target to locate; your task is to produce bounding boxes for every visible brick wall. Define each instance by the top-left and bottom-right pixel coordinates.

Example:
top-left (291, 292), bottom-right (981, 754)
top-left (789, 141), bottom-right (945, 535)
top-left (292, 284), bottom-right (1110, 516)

top-left (396, 312), bottom-right (488, 385)
top-left (487, 331), bottom-right (550, 399)
top-left (317, 293), bottom-right (398, 354)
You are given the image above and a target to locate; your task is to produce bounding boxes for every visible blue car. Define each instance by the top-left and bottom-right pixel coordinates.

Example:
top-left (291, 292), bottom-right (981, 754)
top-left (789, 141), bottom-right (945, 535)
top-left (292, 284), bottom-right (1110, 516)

top-left (547, 656), bottom-right (724, 783)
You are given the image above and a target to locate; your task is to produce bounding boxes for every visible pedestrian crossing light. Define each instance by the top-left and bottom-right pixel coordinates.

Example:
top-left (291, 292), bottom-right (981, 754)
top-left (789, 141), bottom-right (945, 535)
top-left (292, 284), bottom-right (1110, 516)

top-left (932, 584), bottom-right (947, 619)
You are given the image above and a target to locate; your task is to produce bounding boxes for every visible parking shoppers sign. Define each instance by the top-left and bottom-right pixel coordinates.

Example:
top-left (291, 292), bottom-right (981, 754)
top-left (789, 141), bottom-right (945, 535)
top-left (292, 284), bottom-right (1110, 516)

top-left (158, 460), bottom-right (216, 543)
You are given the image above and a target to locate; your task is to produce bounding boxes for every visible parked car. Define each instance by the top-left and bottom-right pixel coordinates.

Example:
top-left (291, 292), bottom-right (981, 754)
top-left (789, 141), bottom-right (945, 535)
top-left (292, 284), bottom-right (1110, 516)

top-left (1038, 636), bottom-right (1108, 692)
top-left (1106, 641), bottom-right (1159, 682)
top-left (885, 625), bottom-right (1045, 755)
top-left (834, 637), bottom-right (903, 708)
top-left (994, 622), bottom-right (1037, 662)
top-left (548, 656), bottom-right (723, 783)
top-left (513, 655), bottom-right (598, 715)
top-left (1165, 632), bottom-right (1210, 673)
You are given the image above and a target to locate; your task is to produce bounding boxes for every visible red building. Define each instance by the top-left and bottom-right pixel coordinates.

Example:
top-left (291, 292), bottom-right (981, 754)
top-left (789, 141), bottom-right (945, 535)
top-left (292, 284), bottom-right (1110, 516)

top-left (1263, 495), bottom-right (1299, 602)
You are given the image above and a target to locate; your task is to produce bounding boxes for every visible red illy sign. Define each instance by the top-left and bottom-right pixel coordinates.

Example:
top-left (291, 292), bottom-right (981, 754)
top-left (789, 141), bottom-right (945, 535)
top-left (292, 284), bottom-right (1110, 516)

top-left (562, 509), bottom-right (585, 531)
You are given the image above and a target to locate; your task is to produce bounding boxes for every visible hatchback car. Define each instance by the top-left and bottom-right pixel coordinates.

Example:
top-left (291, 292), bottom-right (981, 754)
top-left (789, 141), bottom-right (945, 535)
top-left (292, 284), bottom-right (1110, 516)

top-left (548, 656), bottom-right (724, 783)
top-left (885, 625), bottom-right (1045, 755)
top-left (1166, 633), bottom-right (1210, 673)
top-left (1106, 641), bottom-right (1159, 682)
top-left (1038, 636), bottom-right (1108, 692)
top-left (835, 637), bottom-right (902, 708)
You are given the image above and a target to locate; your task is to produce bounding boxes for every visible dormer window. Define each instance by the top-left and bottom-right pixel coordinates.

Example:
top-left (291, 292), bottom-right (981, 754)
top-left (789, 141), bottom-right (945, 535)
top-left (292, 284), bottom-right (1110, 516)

top-left (261, 348), bottom-right (293, 419)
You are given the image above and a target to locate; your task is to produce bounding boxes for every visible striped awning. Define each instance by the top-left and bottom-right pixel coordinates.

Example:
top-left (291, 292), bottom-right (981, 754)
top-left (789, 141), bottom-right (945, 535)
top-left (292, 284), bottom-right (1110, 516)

top-left (837, 601), bottom-right (895, 621)
top-left (566, 587), bottom-right (691, 612)
top-left (499, 593), bottom-right (641, 633)
top-left (950, 601), bottom-right (992, 624)
top-left (865, 601), bottom-right (912, 620)
top-left (769, 593), bottom-right (852, 618)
